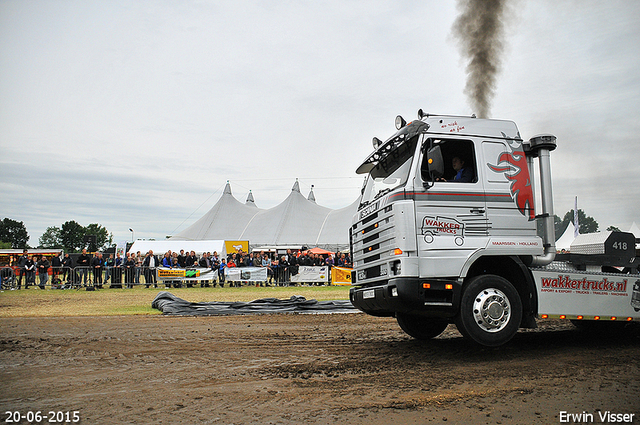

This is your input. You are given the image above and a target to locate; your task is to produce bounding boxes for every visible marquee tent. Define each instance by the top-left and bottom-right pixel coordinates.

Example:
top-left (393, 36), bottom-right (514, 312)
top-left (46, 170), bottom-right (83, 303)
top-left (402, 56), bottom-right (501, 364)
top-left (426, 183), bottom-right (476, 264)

top-left (630, 222), bottom-right (640, 248)
top-left (555, 221), bottom-right (576, 252)
top-left (171, 180), bottom-right (358, 250)
top-left (239, 180), bottom-right (331, 246)
top-left (315, 198), bottom-right (359, 248)
top-left (173, 182), bottom-right (262, 241)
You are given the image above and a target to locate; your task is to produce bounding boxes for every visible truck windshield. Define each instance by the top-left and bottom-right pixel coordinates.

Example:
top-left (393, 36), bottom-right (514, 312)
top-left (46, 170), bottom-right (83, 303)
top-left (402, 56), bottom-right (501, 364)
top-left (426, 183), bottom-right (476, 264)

top-left (360, 137), bottom-right (417, 208)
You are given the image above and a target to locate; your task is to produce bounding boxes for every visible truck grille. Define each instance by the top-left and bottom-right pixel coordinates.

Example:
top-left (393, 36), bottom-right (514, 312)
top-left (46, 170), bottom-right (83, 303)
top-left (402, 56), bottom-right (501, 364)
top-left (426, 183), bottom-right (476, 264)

top-left (352, 205), bottom-right (394, 284)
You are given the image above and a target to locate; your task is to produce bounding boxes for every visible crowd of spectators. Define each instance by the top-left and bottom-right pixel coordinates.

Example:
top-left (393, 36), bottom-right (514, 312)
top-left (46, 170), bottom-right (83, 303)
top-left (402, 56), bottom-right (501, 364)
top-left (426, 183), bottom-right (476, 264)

top-left (1, 248), bottom-right (352, 289)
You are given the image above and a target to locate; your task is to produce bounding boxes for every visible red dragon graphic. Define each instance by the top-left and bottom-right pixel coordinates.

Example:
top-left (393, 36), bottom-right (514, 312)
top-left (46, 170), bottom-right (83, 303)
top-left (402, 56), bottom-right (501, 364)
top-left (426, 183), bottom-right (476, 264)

top-left (488, 134), bottom-right (535, 220)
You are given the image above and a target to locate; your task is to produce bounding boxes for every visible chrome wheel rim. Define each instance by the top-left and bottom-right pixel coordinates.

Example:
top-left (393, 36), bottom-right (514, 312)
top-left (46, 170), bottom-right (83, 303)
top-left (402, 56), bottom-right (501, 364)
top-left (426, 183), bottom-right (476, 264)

top-left (472, 288), bottom-right (511, 333)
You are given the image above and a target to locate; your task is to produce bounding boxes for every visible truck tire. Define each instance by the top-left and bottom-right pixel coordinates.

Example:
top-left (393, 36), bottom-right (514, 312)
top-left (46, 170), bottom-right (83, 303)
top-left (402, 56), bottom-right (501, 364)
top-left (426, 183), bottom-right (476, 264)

top-left (455, 274), bottom-right (522, 347)
top-left (396, 313), bottom-right (448, 340)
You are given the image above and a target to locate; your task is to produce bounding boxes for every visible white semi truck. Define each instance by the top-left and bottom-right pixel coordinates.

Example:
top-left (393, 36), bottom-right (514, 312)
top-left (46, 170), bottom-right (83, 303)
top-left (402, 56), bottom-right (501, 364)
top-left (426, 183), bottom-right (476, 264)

top-left (349, 110), bottom-right (639, 347)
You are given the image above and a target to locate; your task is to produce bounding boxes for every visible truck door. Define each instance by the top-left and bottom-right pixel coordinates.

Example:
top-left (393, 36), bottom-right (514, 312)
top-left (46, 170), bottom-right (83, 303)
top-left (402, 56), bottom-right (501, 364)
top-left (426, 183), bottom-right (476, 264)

top-left (414, 138), bottom-right (489, 277)
top-left (482, 140), bottom-right (537, 237)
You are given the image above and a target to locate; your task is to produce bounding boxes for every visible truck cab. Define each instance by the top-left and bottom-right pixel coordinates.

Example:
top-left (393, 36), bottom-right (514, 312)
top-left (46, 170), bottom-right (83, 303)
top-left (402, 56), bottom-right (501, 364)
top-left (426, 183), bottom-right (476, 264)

top-left (350, 111), bottom-right (555, 346)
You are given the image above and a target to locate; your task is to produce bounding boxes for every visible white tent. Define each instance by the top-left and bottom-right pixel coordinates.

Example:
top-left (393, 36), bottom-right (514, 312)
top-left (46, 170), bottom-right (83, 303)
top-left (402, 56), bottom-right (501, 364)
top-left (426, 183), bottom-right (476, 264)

top-left (556, 221), bottom-right (576, 252)
top-left (315, 198), bottom-right (359, 250)
top-left (239, 180), bottom-right (331, 246)
top-left (629, 222), bottom-right (640, 248)
top-left (129, 239), bottom-right (226, 256)
top-left (172, 182), bottom-right (261, 240)
top-left (170, 180), bottom-right (358, 249)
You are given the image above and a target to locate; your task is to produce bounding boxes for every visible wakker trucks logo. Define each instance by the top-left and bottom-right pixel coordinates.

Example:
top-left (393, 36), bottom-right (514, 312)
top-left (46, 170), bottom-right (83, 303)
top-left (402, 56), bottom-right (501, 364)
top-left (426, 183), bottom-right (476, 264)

top-left (422, 216), bottom-right (465, 246)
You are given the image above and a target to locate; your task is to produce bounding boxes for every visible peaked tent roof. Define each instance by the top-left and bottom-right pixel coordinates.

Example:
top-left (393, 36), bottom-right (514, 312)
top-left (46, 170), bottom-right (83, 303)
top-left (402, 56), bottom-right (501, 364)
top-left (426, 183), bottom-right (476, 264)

top-left (556, 221), bottom-right (576, 252)
top-left (172, 182), bottom-right (261, 240)
top-left (246, 191), bottom-right (258, 208)
top-left (239, 180), bottom-right (332, 246)
top-left (308, 186), bottom-right (316, 203)
top-left (172, 180), bottom-right (358, 249)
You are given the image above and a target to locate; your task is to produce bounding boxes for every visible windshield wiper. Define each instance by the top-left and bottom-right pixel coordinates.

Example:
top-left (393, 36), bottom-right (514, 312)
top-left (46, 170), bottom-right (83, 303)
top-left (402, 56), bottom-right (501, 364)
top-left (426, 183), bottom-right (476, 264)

top-left (374, 188), bottom-right (391, 200)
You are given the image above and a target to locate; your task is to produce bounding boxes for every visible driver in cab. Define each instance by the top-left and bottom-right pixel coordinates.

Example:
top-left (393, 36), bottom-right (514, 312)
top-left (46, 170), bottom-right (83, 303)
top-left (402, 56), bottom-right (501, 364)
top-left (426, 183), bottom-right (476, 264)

top-left (438, 156), bottom-right (473, 183)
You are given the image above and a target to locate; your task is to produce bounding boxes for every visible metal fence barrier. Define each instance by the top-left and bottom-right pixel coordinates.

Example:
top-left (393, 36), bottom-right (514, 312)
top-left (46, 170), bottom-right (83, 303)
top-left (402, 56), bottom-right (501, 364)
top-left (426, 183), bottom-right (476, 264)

top-left (1, 264), bottom-right (343, 289)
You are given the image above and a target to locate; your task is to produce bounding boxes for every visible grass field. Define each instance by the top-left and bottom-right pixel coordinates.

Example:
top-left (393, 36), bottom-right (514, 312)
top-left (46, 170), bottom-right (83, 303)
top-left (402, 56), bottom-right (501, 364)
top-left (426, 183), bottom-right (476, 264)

top-left (0, 285), bottom-right (351, 317)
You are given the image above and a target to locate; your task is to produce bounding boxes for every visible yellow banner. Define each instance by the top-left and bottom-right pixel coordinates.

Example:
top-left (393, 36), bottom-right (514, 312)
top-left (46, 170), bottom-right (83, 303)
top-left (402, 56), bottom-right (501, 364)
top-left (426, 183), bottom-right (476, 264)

top-left (331, 267), bottom-right (352, 286)
top-left (157, 268), bottom-right (201, 278)
top-left (225, 240), bottom-right (249, 254)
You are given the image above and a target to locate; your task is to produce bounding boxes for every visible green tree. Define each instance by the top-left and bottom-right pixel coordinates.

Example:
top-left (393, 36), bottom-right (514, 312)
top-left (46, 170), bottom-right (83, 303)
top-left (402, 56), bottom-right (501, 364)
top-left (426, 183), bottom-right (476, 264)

top-left (54, 221), bottom-right (114, 252)
top-left (85, 223), bottom-right (113, 251)
top-left (558, 209), bottom-right (599, 236)
top-left (606, 225), bottom-right (621, 232)
top-left (39, 226), bottom-right (63, 249)
top-left (0, 218), bottom-right (30, 248)
top-left (536, 214), bottom-right (563, 240)
top-left (60, 220), bottom-right (86, 252)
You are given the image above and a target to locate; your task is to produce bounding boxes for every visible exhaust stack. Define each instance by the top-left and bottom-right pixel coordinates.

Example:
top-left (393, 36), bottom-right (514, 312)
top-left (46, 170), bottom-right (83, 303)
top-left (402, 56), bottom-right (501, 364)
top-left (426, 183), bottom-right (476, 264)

top-left (526, 134), bottom-right (557, 266)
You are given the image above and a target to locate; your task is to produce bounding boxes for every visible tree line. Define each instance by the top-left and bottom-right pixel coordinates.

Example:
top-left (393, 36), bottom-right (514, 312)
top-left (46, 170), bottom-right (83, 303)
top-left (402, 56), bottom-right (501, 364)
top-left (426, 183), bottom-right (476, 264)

top-left (0, 218), bottom-right (113, 253)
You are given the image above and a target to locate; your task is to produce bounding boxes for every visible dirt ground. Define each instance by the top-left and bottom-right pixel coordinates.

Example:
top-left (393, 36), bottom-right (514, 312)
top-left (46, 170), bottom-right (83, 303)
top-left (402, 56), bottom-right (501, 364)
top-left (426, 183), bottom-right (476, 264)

top-left (1, 313), bottom-right (639, 425)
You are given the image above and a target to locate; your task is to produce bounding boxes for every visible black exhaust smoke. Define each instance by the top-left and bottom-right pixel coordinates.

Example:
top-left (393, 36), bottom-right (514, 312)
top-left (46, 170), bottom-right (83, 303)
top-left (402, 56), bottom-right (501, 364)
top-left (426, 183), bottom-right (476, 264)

top-left (452, 0), bottom-right (513, 118)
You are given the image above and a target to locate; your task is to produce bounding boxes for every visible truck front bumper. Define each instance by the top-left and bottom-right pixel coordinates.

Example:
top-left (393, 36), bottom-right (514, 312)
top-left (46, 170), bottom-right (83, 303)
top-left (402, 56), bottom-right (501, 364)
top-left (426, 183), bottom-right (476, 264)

top-left (349, 277), bottom-right (461, 318)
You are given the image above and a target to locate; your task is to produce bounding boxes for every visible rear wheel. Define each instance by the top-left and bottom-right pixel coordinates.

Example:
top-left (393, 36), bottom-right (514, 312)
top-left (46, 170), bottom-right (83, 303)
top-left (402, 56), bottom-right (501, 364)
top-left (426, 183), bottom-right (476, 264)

top-left (396, 313), bottom-right (448, 340)
top-left (456, 274), bottom-right (522, 347)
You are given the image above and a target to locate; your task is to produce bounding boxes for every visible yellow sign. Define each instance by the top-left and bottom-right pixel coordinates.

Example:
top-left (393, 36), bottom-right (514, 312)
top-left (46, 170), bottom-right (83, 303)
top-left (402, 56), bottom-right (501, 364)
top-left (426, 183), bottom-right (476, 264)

top-left (225, 240), bottom-right (249, 254)
top-left (331, 267), bottom-right (352, 286)
top-left (157, 269), bottom-right (201, 278)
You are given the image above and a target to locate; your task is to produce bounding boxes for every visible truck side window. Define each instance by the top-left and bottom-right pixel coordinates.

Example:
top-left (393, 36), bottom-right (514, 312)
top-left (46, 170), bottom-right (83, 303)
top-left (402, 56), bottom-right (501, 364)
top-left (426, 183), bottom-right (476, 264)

top-left (421, 139), bottom-right (477, 183)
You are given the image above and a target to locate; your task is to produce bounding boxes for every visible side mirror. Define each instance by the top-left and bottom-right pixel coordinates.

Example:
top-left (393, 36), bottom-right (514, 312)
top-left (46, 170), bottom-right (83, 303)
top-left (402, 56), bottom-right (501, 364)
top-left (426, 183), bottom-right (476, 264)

top-left (426, 146), bottom-right (444, 180)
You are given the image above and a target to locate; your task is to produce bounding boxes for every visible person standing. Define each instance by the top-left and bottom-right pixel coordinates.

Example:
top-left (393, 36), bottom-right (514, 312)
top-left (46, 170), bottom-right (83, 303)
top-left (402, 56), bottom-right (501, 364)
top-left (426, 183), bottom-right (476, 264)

top-left (278, 255), bottom-right (289, 286)
top-left (211, 251), bottom-right (220, 286)
top-left (123, 253), bottom-right (136, 288)
top-left (143, 250), bottom-right (159, 288)
top-left (198, 253), bottom-right (211, 287)
top-left (36, 255), bottom-right (50, 289)
top-left (76, 249), bottom-right (90, 286)
top-left (16, 249), bottom-right (28, 289)
top-left (134, 251), bottom-right (143, 285)
top-left (24, 254), bottom-right (36, 288)
top-left (218, 257), bottom-right (227, 287)
top-left (186, 251), bottom-right (198, 267)
top-left (92, 252), bottom-right (104, 288)
top-left (51, 251), bottom-right (63, 285)
top-left (62, 253), bottom-right (73, 284)
top-left (104, 254), bottom-right (114, 283)
top-left (177, 250), bottom-right (187, 268)
top-left (288, 250), bottom-right (298, 283)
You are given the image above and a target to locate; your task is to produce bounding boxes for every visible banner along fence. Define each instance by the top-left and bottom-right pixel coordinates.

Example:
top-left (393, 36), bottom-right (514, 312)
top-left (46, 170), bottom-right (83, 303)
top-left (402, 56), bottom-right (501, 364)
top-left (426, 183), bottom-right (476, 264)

top-left (0, 265), bottom-right (352, 290)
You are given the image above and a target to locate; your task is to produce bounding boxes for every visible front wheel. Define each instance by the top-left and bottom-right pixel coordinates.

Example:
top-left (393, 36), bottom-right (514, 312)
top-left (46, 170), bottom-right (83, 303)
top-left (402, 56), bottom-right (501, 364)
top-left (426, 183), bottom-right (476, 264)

top-left (455, 275), bottom-right (522, 347)
top-left (396, 313), bottom-right (449, 340)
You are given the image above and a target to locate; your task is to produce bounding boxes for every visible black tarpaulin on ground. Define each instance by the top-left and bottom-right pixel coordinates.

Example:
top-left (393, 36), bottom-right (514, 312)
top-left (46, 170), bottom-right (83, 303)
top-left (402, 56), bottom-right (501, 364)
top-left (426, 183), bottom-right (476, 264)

top-left (151, 291), bottom-right (358, 315)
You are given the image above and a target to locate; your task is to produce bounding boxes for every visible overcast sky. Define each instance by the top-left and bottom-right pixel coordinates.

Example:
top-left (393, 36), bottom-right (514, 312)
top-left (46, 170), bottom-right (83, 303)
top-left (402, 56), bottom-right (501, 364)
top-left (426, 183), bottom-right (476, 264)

top-left (1, 0), bottom-right (639, 246)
